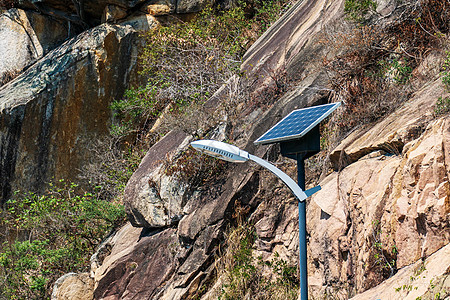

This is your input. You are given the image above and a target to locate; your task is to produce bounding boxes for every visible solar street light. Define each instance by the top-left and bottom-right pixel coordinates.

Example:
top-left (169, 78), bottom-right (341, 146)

top-left (254, 102), bottom-right (341, 300)
top-left (191, 102), bottom-right (340, 300)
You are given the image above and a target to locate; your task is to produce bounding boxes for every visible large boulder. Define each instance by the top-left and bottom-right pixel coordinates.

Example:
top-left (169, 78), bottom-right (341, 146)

top-left (124, 130), bottom-right (191, 228)
top-left (0, 14), bottom-right (157, 202)
top-left (0, 8), bottom-right (72, 86)
top-left (51, 273), bottom-right (94, 300)
top-left (93, 228), bottom-right (179, 299)
top-left (308, 83), bottom-right (450, 297)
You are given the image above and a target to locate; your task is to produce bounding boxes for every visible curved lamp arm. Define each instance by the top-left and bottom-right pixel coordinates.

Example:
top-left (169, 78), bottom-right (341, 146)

top-left (248, 154), bottom-right (308, 202)
top-left (190, 140), bottom-right (320, 202)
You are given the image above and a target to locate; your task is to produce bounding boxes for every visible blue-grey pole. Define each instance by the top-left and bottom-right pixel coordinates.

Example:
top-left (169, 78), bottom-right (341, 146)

top-left (297, 154), bottom-right (308, 300)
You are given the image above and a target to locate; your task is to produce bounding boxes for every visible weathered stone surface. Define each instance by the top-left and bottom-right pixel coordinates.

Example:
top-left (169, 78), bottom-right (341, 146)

top-left (176, 0), bottom-right (210, 14)
top-left (392, 117), bottom-right (450, 267)
top-left (101, 4), bottom-right (128, 23)
top-left (93, 219), bottom-right (224, 299)
top-left (51, 272), bottom-right (94, 300)
top-left (124, 130), bottom-right (191, 228)
top-left (154, 221), bottom-right (224, 299)
top-left (307, 113), bottom-right (450, 298)
top-left (0, 14), bottom-right (157, 202)
top-left (329, 79), bottom-right (447, 169)
top-left (308, 155), bottom-right (401, 297)
top-left (242, 0), bottom-right (345, 78)
top-left (91, 223), bottom-right (142, 285)
top-left (141, 0), bottom-right (175, 15)
top-left (0, 8), bottom-right (70, 86)
top-left (18, 0), bottom-right (149, 25)
top-left (350, 243), bottom-right (450, 300)
top-left (93, 228), bottom-right (179, 299)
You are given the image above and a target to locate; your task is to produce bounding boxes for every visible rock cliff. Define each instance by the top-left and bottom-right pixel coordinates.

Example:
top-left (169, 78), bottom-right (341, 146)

top-left (1, 0), bottom-right (449, 299)
top-left (89, 0), bottom-right (450, 298)
top-left (0, 13), bottom-right (156, 201)
top-left (0, 8), bottom-right (72, 86)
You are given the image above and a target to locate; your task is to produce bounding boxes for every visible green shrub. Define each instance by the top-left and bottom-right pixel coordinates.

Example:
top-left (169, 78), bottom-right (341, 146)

top-left (441, 51), bottom-right (450, 89)
top-left (344, 0), bottom-right (377, 24)
top-left (434, 51), bottom-right (450, 116)
top-left (112, 0), bottom-right (290, 140)
top-left (378, 58), bottom-right (413, 84)
top-left (0, 181), bottom-right (126, 299)
top-left (435, 96), bottom-right (450, 115)
top-left (369, 219), bottom-right (397, 280)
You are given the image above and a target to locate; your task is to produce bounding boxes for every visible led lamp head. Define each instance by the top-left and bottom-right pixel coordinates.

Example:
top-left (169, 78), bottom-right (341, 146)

top-left (190, 140), bottom-right (249, 163)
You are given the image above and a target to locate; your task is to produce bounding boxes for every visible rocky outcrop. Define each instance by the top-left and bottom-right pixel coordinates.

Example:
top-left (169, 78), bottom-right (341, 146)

top-left (91, 0), bottom-right (350, 298)
top-left (308, 114), bottom-right (450, 297)
top-left (17, 0), bottom-right (216, 27)
top-left (0, 14), bottom-right (157, 202)
top-left (140, 0), bottom-right (176, 16)
top-left (124, 130), bottom-right (191, 228)
top-left (17, 0), bottom-right (149, 26)
top-left (0, 8), bottom-right (72, 86)
top-left (329, 79), bottom-right (444, 169)
top-left (241, 0), bottom-right (344, 78)
top-left (94, 228), bottom-right (179, 299)
top-left (41, 0), bottom-right (449, 298)
top-left (51, 272), bottom-right (94, 300)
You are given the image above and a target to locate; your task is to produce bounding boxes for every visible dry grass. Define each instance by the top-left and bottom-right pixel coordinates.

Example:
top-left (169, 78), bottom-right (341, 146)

top-left (0, 69), bottom-right (20, 87)
top-left (209, 214), bottom-right (299, 300)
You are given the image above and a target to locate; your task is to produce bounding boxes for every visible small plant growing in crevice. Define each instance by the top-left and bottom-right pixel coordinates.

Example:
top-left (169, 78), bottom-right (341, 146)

top-left (344, 0), bottom-right (377, 24)
top-left (394, 261), bottom-right (427, 295)
top-left (434, 51), bottom-right (450, 116)
top-left (434, 96), bottom-right (450, 115)
top-left (220, 224), bottom-right (256, 299)
top-left (369, 220), bottom-right (397, 279)
top-left (378, 58), bottom-right (413, 84)
top-left (440, 51), bottom-right (450, 89)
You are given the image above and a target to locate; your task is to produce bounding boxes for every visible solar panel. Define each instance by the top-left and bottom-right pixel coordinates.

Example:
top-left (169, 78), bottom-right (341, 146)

top-left (254, 102), bottom-right (341, 145)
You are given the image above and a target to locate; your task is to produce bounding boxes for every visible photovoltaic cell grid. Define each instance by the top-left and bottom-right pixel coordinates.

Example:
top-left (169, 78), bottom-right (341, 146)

top-left (254, 102), bottom-right (341, 145)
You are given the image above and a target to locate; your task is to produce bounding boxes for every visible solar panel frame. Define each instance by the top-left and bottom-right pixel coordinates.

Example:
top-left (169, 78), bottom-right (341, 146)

top-left (254, 102), bottom-right (341, 145)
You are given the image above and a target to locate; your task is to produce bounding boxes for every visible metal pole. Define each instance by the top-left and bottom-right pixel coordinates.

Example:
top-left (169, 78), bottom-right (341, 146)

top-left (297, 153), bottom-right (308, 300)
